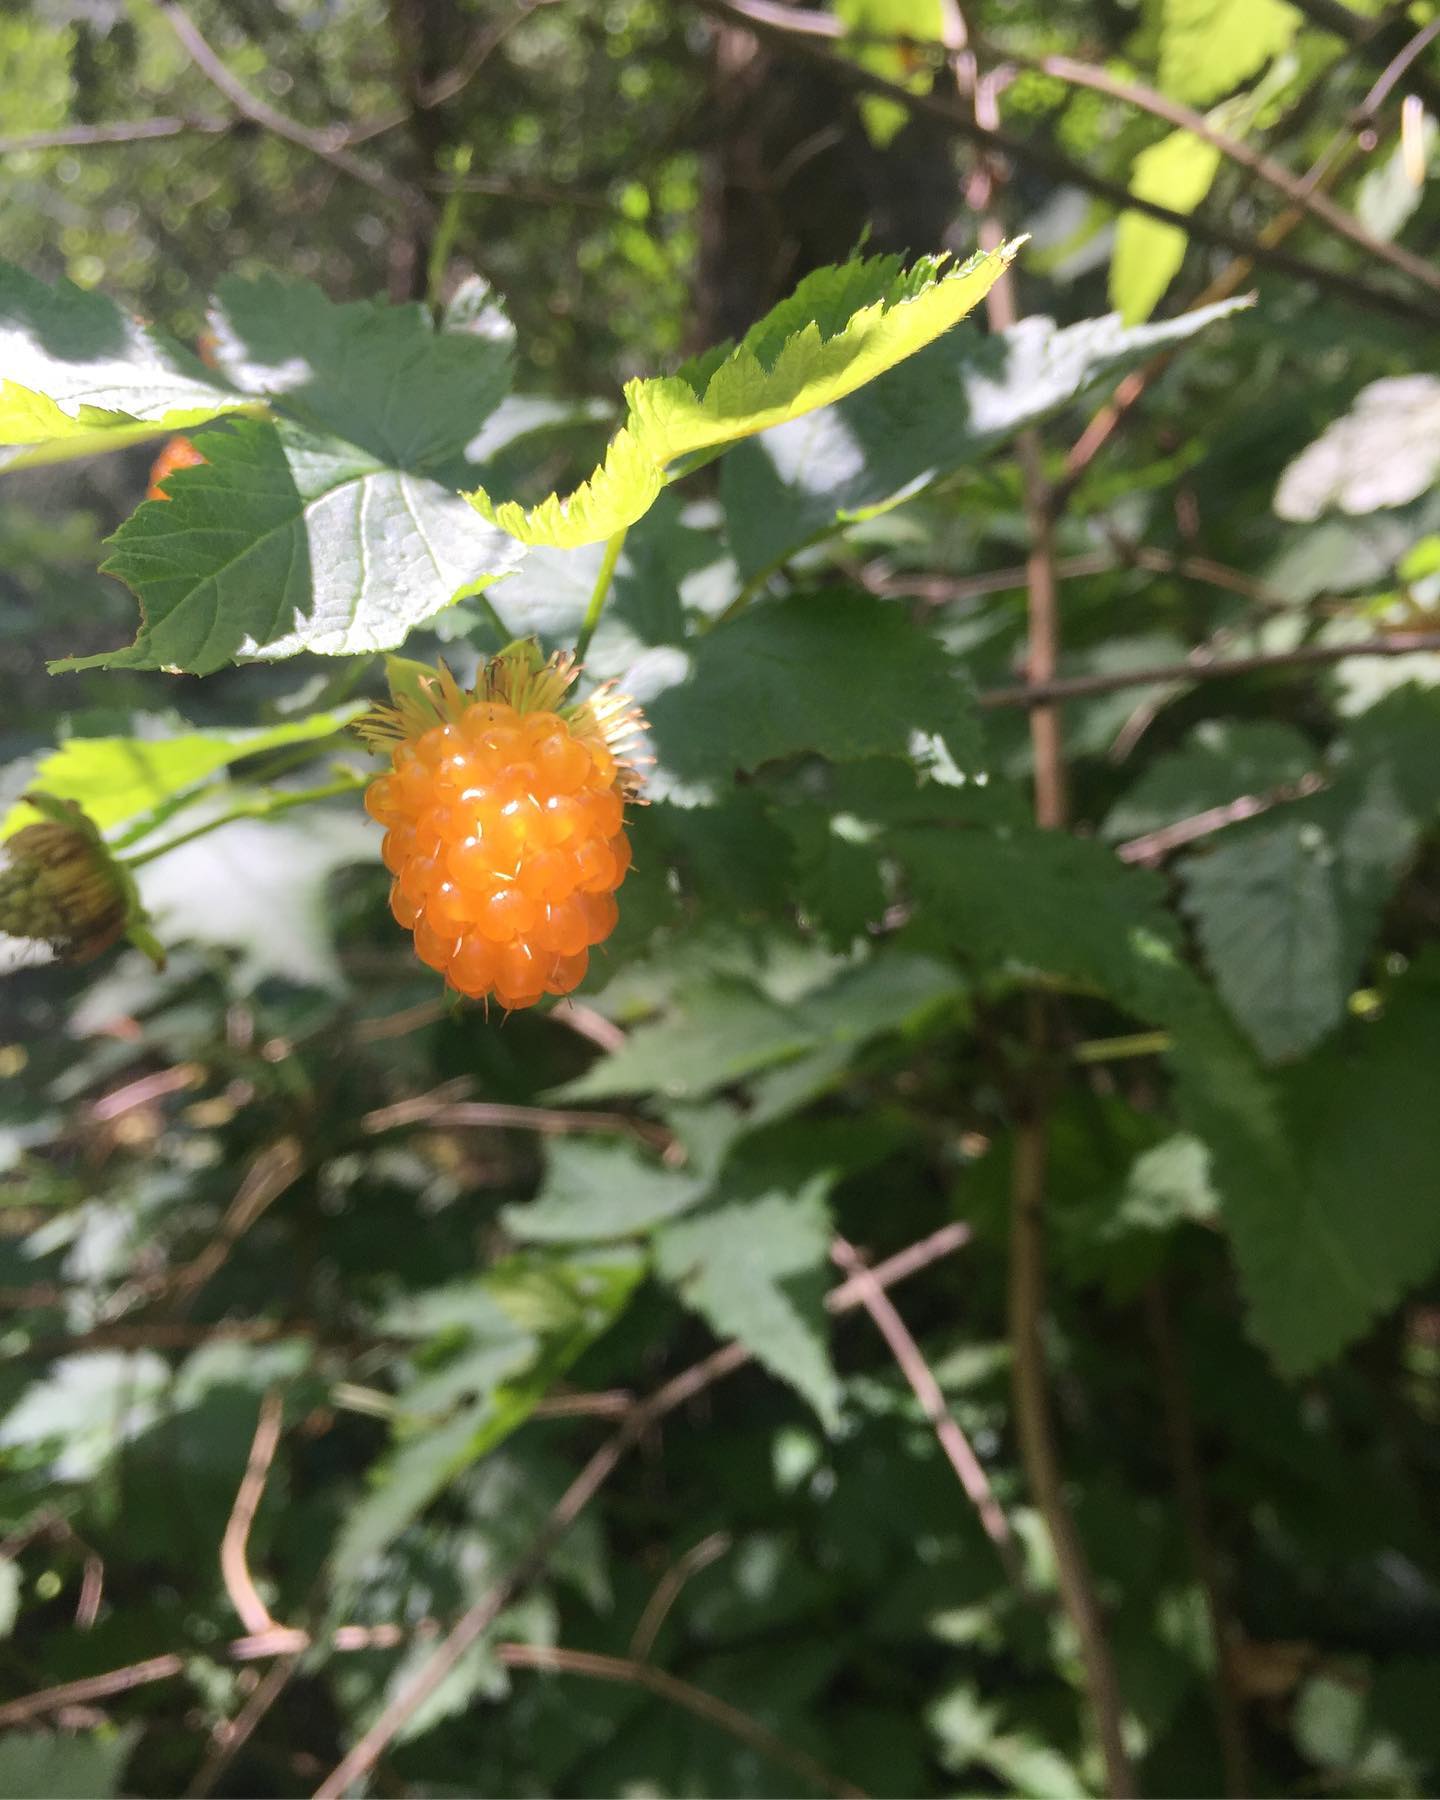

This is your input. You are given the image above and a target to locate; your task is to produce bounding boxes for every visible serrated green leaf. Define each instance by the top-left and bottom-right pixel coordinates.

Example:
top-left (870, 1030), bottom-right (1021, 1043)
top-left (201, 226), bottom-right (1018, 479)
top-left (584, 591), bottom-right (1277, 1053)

top-left (330, 1251), bottom-right (641, 1595)
top-left (50, 418), bottom-right (524, 675)
top-left (655, 1181), bottom-right (841, 1427)
top-left (722, 299), bottom-right (1249, 579)
top-left (0, 260), bottom-right (251, 470)
top-left (1102, 720), bottom-right (1317, 842)
top-left (1179, 766), bottom-right (1417, 1061)
top-left (1254, 955), bottom-right (1440, 1370)
top-left (890, 824), bottom-right (1312, 1369)
top-left (556, 975), bottom-right (818, 1103)
top-left (503, 1138), bottom-right (712, 1243)
top-left (644, 593), bottom-right (979, 800)
top-left (207, 271), bottom-right (514, 471)
top-left (1, 708), bottom-right (357, 839)
top-left (557, 950), bottom-right (960, 1107)
top-left (467, 246), bottom-right (1018, 547)
top-left (1111, 130), bottom-right (1224, 324)
top-left (1158, 0), bottom-right (1299, 105)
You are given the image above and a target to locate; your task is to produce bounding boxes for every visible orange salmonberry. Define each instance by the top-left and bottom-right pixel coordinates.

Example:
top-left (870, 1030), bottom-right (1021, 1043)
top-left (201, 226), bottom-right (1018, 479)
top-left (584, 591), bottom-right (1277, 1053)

top-left (145, 434), bottom-right (206, 501)
top-left (360, 646), bottom-right (644, 1012)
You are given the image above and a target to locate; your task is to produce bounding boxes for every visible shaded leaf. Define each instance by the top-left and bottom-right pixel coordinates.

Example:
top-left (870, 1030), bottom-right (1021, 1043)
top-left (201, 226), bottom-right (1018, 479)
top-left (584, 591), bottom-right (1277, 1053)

top-left (1179, 765), bottom-right (1416, 1060)
top-left (207, 272), bottom-right (514, 472)
top-left (655, 1180), bottom-right (840, 1427)
top-left (722, 301), bottom-right (1248, 579)
top-left (1258, 954), bottom-right (1440, 1369)
top-left (52, 419), bottom-right (523, 674)
top-left (0, 1728), bottom-right (140, 1799)
top-left (644, 592), bottom-right (979, 799)
top-left (504, 1138), bottom-right (712, 1243)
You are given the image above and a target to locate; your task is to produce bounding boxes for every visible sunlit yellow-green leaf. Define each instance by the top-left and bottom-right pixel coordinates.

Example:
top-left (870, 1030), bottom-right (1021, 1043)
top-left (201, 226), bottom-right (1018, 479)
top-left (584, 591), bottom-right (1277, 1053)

top-left (467, 244), bottom-right (1019, 547)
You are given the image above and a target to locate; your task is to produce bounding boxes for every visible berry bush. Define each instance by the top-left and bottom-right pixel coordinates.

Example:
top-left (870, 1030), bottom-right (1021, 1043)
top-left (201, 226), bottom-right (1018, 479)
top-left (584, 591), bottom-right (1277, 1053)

top-left (2, 1), bottom-right (1440, 1795)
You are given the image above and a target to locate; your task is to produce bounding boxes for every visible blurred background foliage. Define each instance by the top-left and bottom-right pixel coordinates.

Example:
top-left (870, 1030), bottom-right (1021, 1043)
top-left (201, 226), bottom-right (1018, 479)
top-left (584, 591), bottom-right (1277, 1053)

top-left (3, 0), bottom-right (1440, 1796)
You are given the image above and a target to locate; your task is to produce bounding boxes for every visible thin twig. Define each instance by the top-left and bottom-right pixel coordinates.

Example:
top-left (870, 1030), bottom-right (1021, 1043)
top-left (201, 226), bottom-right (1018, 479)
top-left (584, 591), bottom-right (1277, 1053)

top-left (89, 1063), bottom-right (205, 1122)
top-left (693, 0), bottom-right (1440, 327)
top-left (1011, 1099), bottom-right (1136, 1794)
top-left (1358, 16), bottom-right (1440, 115)
top-left (185, 1654), bottom-right (301, 1799)
top-left (629, 1533), bottom-right (733, 1660)
top-left (979, 632), bottom-right (1440, 708)
top-left (497, 1643), bottom-right (866, 1798)
top-left (167, 1138), bottom-right (305, 1315)
top-left (0, 115), bottom-right (230, 154)
top-left (1115, 775), bottom-right (1328, 865)
top-left (76, 1554), bottom-right (104, 1631)
top-left (220, 1392), bottom-right (286, 1637)
top-left (155, 1), bottom-right (423, 212)
top-left (1290, 0), bottom-right (1440, 117)
top-left (831, 1238), bottom-right (1022, 1585)
top-left (352, 999), bottom-right (448, 1043)
top-left (964, 44), bottom-right (1136, 1793)
top-left (360, 1092), bottom-right (673, 1150)
top-left (310, 1223), bottom-right (972, 1797)
top-left (0, 1655), bottom-right (186, 1725)
top-left (862, 544), bottom-right (1309, 615)
top-left (1012, 51), bottom-right (1440, 299)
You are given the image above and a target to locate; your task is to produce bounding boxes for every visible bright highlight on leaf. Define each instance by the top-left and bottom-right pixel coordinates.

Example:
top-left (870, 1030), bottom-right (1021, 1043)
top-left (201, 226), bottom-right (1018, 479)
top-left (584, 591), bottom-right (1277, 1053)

top-left (466, 244), bottom-right (1022, 547)
top-left (0, 262), bottom-right (256, 471)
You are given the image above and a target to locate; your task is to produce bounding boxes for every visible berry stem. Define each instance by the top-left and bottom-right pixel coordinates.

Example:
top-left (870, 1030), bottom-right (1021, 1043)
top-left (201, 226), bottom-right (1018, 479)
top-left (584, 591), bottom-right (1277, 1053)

top-left (574, 526), bottom-right (628, 664)
top-left (426, 144), bottom-right (474, 315)
top-left (122, 775), bottom-right (366, 869)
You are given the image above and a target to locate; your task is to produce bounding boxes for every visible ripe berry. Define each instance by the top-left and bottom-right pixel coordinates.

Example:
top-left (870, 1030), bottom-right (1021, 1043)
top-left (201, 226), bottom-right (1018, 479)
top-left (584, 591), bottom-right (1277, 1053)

top-left (146, 434), bottom-right (205, 501)
top-left (360, 647), bottom-right (643, 1012)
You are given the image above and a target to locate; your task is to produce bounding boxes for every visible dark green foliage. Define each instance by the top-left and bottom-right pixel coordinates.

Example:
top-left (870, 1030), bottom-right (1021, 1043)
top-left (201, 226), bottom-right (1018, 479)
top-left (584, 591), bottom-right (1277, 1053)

top-left (3, 0), bottom-right (1440, 1794)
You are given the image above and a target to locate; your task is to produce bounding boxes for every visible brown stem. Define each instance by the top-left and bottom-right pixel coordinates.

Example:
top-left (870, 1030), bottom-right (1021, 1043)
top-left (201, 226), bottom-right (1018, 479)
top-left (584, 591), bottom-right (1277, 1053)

top-left (1011, 1092), bottom-right (1137, 1795)
top-left (1143, 1284), bottom-right (1251, 1797)
top-left (0, 116), bottom-right (230, 153)
top-left (496, 1644), bottom-right (865, 1799)
top-left (219, 1392), bottom-right (286, 1637)
top-left (629, 1533), bottom-right (733, 1660)
top-left (1115, 775), bottom-right (1328, 866)
top-left (185, 1654), bottom-right (300, 1799)
top-left (966, 55), bottom-right (1136, 1794)
top-left (830, 1238), bottom-right (1022, 1587)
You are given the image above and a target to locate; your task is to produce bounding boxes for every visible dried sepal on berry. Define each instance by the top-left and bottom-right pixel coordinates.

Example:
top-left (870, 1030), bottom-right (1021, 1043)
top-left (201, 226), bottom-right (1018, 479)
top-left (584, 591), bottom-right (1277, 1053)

top-left (0, 794), bottom-right (164, 969)
top-left (359, 644), bottom-right (645, 1012)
